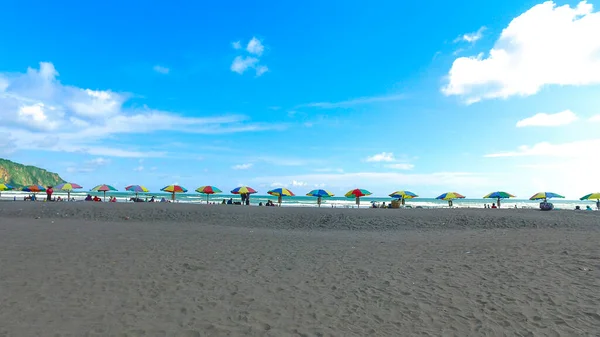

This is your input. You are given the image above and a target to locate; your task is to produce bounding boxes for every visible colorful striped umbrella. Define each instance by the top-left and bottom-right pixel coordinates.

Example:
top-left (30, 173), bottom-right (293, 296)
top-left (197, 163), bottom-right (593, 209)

top-left (161, 185), bottom-right (187, 201)
top-left (483, 191), bottom-right (515, 208)
top-left (126, 185), bottom-right (149, 199)
top-left (268, 188), bottom-right (295, 206)
top-left (389, 190), bottom-right (418, 199)
top-left (0, 183), bottom-right (13, 198)
top-left (91, 184), bottom-right (118, 201)
top-left (195, 186), bottom-right (222, 203)
top-left (22, 185), bottom-right (46, 193)
top-left (436, 192), bottom-right (465, 207)
top-left (231, 186), bottom-right (257, 194)
top-left (55, 182), bottom-right (83, 200)
top-left (580, 193), bottom-right (600, 201)
top-left (345, 188), bottom-right (372, 208)
top-left (529, 192), bottom-right (564, 202)
top-left (306, 189), bottom-right (334, 207)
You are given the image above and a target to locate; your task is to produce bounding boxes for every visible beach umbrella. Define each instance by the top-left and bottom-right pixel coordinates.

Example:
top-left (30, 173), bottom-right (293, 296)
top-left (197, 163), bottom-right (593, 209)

top-left (389, 190), bottom-right (418, 206)
top-left (483, 191), bottom-right (515, 208)
top-left (22, 185), bottom-right (46, 193)
top-left (231, 186), bottom-right (257, 205)
top-left (0, 183), bottom-right (13, 198)
top-left (91, 184), bottom-right (118, 201)
top-left (345, 188), bottom-right (372, 208)
top-left (55, 182), bottom-right (82, 200)
top-left (125, 185), bottom-right (149, 200)
top-left (436, 192), bottom-right (465, 207)
top-left (306, 189), bottom-right (334, 207)
top-left (195, 185), bottom-right (222, 203)
top-left (268, 187), bottom-right (295, 206)
top-left (529, 192), bottom-right (564, 202)
top-left (161, 185), bottom-right (187, 201)
top-left (580, 193), bottom-right (600, 210)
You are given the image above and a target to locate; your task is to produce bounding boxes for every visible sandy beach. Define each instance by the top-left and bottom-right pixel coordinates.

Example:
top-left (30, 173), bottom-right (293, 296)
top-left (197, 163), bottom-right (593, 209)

top-left (1, 202), bottom-right (599, 336)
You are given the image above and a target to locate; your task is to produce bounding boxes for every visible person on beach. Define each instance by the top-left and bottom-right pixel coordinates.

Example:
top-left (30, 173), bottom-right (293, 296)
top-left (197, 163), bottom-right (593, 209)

top-left (46, 186), bottom-right (53, 202)
top-left (597, 200), bottom-right (600, 210)
top-left (246, 194), bottom-right (250, 206)
top-left (491, 203), bottom-right (497, 209)
top-left (85, 194), bottom-right (93, 201)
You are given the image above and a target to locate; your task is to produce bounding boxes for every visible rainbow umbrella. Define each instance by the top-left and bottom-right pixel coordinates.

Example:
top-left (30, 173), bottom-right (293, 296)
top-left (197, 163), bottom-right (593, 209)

top-left (22, 185), bottom-right (46, 193)
top-left (306, 189), bottom-right (334, 207)
top-left (161, 185), bottom-right (187, 201)
top-left (345, 188), bottom-right (372, 208)
top-left (55, 182), bottom-right (83, 200)
top-left (581, 193), bottom-right (600, 209)
top-left (389, 190), bottom-right (418, 206)
top-left (231, 186), bottom-right (257, 194)
top-left (91, 184), bottom-right (118, 201)
top-left (125, 185), bottom-right (149, 200)
top-left (268, 188), bottom-right (295, 206)
top-left (0, 183), bottom-right (13, 198)
top-left (195, 185), bottom-right (222, 203)
top-left (436, 192), bottom-right (465, 207)
top-left (483, 191), bottom-right (515, 208)
top-left (529, 192), bottom-right (564, 202)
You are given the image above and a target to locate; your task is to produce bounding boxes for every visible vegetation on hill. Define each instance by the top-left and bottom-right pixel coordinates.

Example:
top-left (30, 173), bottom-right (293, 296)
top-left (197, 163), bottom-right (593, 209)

top-left (0, 158), bottom-right (65, 187)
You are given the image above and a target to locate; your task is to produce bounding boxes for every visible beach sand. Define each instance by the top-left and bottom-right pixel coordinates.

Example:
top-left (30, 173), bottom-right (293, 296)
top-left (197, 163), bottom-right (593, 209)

top-left (1, 202), bottom-right (599, 336)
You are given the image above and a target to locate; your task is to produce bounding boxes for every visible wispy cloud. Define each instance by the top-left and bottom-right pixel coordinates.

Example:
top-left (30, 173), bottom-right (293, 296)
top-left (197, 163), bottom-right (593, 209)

top-left (454, 26), bottom-right (486, 43)
top-left (86, 157), bottom-right (111, 166)
top-left (384, 163), bottom-right (414, 170)
top-left (366, 152), bottom-right (395, 162)
top-left (0, 62), bottom-right (283, 158)
top-left (230, 37), bottom-right (268, 76)
top-left (297, 94), bottom-right (405, 109)
top-left (590, 115), bottom-right (600, 122)
top-left (485, 139), bottom-right (600, 159)
top-left (133, 166), bottom-right (144, 172)
top-left (153, 65), bottom-right (170, 74)
top-left (232, 163), bottom-right (253, 170)
top-left (516, 110), bottom-right (577, 127)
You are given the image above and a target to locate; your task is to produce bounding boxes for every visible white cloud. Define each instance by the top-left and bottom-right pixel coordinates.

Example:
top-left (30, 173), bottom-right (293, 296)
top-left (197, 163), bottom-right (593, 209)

top-left (230, 56), bottom-right (259, 74)
top-left (133, 166), bottom-right (144, 172)
top-left (455, 26), bottom-right (486, 43)
top-left (246, 37), bottom-right (264, 56)
top-left (298, 94), bottom-right (405, 109)
top-left (153, 65), bottom-right (170, 74)
top-left (291, 180), bottom-right (307, 187)
top-left (385, 163), bottom-right (415, 170)
top-left (232, 163), bottom-right (253, 170)
top-left (87, 157), bottom-right (111, 166)
top-left (231, 37), bottom-right (269, 77)
top-left (366, 152), bottom-right (395, 162)
top-left (0, 62), bottom-right (283, 157)
top-left (443, 1), bottom-right (600, 103)
top-left (516, 110), bottom-right (578, 127)
top-left (485, 139), bottom-right (600, 160)
top-left (590, 115), bottom-right (600, 122)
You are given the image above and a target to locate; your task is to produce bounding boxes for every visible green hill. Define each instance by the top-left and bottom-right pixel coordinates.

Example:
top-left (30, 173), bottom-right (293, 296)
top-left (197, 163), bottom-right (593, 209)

top-left (0, 158), bottom-right (66, 187)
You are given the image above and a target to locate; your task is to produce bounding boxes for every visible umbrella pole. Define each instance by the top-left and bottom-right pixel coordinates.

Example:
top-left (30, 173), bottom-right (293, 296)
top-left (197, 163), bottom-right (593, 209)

top-left (68, 191), bottom-right (70, 200)
top-left (278, 195), bottom-right (282, 206)
top-left (207, 194), bottom-right (209, 204)
top-left (356, 196), bottom-right (360, 208)
top-left (317, 196), bottom-right (321, 207)
top-left (172, 192), bottom-right (175, 202)
top-left (497, 197), bottom-right (501, 208)
top-left (103, 191), bottom-right (106, 201)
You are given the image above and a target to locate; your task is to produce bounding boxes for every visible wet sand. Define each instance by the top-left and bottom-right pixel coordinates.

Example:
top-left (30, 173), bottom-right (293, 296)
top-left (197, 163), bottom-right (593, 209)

top-left (1, 202), bottom-right (599, 336)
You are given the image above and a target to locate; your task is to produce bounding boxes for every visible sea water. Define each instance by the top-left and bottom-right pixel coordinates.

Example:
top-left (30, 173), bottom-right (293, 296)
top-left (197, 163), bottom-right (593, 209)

top-left (0, 191), bottom-right (596, 210)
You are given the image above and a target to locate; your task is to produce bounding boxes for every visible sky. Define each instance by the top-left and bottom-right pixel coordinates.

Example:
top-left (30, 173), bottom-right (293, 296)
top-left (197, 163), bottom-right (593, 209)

top-left (1, 0), bottom-right (600, 199)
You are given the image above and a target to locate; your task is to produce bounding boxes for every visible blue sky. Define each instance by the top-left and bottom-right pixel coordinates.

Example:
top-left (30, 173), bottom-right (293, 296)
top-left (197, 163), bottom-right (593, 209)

top-left (1, 0), bottom-right (599, 198)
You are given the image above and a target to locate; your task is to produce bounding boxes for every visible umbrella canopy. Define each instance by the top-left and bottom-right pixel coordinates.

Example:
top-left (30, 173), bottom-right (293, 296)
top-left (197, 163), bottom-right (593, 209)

top-left (306, 189), bottom-right (334, 197)
top-left (161, 185), bottom-right (187, 201)
top-left (91, 184), bottom-right (118, 201)
top-left (268, 188), bottom-right (295, 197)
top-left (125, 185), bottom-right (149, 193)
top-left (22, 185), bottom-right (46, 193)
top-left (345, 188), bottom-right (372, 198)
top-left (529, 192), bottom-right (564, 201)
top-left (389, 190), bottom-right (418, 199)
top-left (483, 191), bottom-right (515, 199)
top-left (195, 186), bottom-right (222, 194)
top-left (436, 192), bottom-right (465, 200)
top-left (580, 193), bottom-right (600, 201)
top-left (0, 183), bottom-right (14, 191)
top-left (195, 185), bottom-right (222, 203)
top-left (55, 182), bottom-right (83, 200)
top-left (231, 186), bottom-right (257, 194)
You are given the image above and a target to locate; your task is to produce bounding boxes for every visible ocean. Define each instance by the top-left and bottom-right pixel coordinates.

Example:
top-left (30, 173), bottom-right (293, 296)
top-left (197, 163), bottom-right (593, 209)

top-left (1, 190), bottom-right (596, 210)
